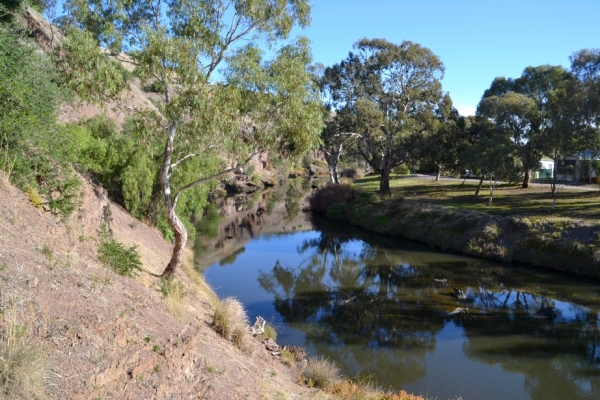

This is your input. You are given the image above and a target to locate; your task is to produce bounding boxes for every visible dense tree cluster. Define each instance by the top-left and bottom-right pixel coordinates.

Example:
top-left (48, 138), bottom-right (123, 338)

top-left (318, 40), bottom-right (600, 203)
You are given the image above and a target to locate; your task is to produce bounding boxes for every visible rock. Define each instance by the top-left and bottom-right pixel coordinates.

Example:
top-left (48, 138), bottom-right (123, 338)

top-left (263, 338), bottom-right (279, 352)
top-left (282, 345), bottom-right (307, 362)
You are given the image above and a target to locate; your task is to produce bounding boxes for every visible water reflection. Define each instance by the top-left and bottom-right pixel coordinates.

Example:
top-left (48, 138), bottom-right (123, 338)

top-left (253, 218), bottom-right (600, 399)
top-left (201, 191), bottom-right (600, 399)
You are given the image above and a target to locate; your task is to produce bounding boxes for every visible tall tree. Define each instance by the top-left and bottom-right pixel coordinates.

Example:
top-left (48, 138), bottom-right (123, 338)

top-left (321, 38), bottom-right (448, 194)
top-left (477, 65), bottom-right (570, 188)
top-left (64, 0), bottom-right (323, 276)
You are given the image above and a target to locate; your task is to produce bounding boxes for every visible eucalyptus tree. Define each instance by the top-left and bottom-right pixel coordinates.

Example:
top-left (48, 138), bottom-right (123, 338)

top-left (477, 65), bottom-right (571, 188)
top-left (411, 109), bottom-right (466, 181)
top-left (321, 38), bottom-right (449, 194)
top-left (64, 0), bottom-right (323, 276)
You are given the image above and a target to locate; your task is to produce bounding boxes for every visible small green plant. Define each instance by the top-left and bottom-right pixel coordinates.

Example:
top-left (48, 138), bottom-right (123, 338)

top-left (97, 225), bottom-right (142, 277)
top-left (153, 364), bottom-right (161, 373)
top-left (280, 349), bottom-right (295, 367)
top-left (152, 345), bottom-right (160, 352)
top-left (24, 186), bottom-right (44, 209)
top-left (143, 336), bottom-right (152, 343)
top-left (262, 323), bottom-right (277, 341)
top-left (204, 365), bottom-right (214, 373)
top-left (252, 173), bottom-right (261, 184)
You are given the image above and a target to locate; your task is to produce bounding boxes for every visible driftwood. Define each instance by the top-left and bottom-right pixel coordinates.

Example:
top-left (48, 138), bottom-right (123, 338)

top-left (446, 307), bottom-right (469, 316)
top-left (251, 316), bottom-right (266, 336)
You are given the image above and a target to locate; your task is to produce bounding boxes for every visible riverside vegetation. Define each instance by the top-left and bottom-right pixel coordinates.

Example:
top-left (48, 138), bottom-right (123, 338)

top-left (310, 175), bottom-right (600, 278)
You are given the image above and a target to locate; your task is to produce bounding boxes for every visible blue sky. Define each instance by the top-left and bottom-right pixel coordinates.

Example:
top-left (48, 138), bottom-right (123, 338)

top-left (292, 0), bottom-right (600, 116)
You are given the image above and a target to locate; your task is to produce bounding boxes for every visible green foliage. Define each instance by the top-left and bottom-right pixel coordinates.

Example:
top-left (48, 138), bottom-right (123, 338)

top-left (262, 323), bottom-right (277, 341)
top-left (326, 203), bottom-right (347, 220)
top-left (0, 24), bottom-right (84, 217)
top-left (54, 27), bottom-right (127, 103)
top-left (97, 225), bottom-right (142, 277)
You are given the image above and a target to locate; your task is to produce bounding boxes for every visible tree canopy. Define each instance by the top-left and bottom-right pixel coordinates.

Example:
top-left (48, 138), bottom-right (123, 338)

top-left (320, 38), bottom-right (450, 193)
top-left (62, 0), bottom-right (323, 276)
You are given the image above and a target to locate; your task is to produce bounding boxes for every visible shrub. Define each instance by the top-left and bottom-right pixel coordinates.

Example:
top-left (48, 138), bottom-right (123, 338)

top-left (303, 356), bottom-right (341, 389)
top-left (212, 297), bottom-right (250, 351)
top-left (326, 203), bottom-right (347, 220)
top-left (97, 226), bottom-right (143, 277)
top-left (309, 184), bottom-right (356, 214)
top-left (280, 349), bottom-right (295, 366)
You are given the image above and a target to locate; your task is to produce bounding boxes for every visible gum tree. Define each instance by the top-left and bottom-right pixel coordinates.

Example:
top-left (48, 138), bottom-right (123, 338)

top-left (64, 0), bottom-right (323, 276)
top-left (321, 38), bottom-right (449, 194)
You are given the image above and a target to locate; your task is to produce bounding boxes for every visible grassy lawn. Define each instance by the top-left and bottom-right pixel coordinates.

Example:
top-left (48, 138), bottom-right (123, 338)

top-left (353, 175), bottom-right (600, 222)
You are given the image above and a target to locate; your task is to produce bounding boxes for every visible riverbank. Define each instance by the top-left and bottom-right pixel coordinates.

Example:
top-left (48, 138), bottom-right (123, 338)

top-left (311, 178), bottom-right (600, 279)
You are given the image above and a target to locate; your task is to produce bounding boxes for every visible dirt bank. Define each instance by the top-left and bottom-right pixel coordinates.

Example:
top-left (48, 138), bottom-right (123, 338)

top-left (0, 172), bottom-right (330, 399)
top-left (318, 193), bottom-right (600, 279)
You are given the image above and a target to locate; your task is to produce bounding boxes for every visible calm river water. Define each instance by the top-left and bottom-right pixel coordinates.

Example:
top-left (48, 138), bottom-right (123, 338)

top-left (199, 186), bottom-right (600, 400)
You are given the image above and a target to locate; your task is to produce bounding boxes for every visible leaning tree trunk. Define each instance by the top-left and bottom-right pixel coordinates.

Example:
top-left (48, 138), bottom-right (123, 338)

top-left (435, 164), bottom-right (441, 181)
top-left (475, 176), bottom-right (485, 196)
top-left (522, 169), bottom-right (530, 188)
top-left (159, 123), bottom-right (187, 277)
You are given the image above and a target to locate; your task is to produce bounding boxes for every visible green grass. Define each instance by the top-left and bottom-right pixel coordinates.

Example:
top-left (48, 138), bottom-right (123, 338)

top-left (353, 176), bottom-right (600, 223)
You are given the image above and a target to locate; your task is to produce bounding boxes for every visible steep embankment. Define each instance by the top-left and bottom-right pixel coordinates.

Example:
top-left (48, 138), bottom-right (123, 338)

top-left (313, 187), bottom-right (600, 278)
top-left (0, 172), bottom-right (320, 399)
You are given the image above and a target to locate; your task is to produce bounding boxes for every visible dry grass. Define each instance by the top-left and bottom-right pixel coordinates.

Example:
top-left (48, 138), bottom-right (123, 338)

top-left (327, 378), bottom-right (427, 400)
top-left (303, 356), bottom-right (342, 389)
top-left (159, 276), bottom-right (186, 318)
top-left (212, 297), bottom-right (251, 352)
top-left (0, 311), bottom-right (47, 399)
top-left (182, 249), bottom-right (217, 303)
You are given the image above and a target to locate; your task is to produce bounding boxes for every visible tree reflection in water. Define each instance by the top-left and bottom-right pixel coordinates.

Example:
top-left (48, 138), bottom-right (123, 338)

top-left (257, 217), bottom-right (600, 397)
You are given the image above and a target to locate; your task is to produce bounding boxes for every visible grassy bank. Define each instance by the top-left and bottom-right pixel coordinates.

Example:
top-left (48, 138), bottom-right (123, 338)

top-left (312, 175), bottom-right (600, 278)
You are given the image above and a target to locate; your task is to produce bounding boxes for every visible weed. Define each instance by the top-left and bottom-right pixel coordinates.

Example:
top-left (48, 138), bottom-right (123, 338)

top-left (153, 364), bottom-right (161, 373)
top-left (143, 336), bottom-right (152, 343)
top-left (152, 345), bottom-right (160, 352)
top-left (204, 365), bottom-right (214, 373)
top-left (97, 225), bottom-right (142, 277)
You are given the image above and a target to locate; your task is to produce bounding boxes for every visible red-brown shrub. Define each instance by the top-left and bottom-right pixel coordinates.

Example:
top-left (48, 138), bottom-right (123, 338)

top-left (309, 184), bottom-right (356, 214)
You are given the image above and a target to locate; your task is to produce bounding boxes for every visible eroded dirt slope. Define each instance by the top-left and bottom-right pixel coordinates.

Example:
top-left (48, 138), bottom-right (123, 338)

top-left (0, 172), bottom-right (322, 399)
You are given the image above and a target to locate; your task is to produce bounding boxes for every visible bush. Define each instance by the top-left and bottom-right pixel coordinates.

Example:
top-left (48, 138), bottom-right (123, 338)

top-left (97, 226), bottom-right (143, 277)
top-left (326, 203), bottom-right (347, 220)
top-left (303, 356), bottom-right (341, 389)
top-left (309, 184), bottom-right (357, 214)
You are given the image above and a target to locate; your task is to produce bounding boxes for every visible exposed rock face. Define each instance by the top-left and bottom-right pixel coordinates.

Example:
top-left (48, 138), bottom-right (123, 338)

top-left (224, 174), bottom-right (263, 193)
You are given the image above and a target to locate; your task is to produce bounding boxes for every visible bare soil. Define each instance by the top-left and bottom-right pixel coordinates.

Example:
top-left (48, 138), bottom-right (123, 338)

top-left (0, 171), bottom-right (326, 399)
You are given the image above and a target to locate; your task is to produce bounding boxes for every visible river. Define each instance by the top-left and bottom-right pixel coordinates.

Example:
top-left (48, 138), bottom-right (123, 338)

top-left (198, 183), bottom-right (600, 399)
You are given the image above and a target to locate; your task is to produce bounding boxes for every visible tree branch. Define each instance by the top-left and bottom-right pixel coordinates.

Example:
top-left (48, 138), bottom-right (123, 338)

top-left (172, 151), bottom-right (258, 207)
